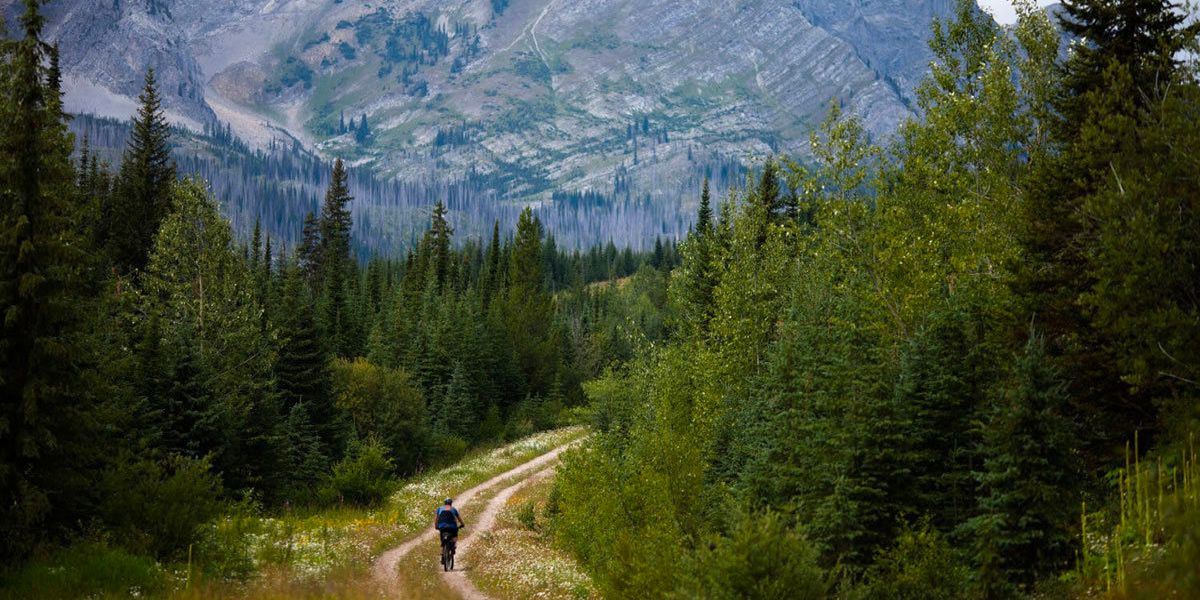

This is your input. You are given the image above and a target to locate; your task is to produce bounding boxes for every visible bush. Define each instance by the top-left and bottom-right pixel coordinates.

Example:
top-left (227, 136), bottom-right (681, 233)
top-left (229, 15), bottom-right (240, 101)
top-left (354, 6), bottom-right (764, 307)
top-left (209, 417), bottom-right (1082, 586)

top-left (100, 454), bottom-right (223, 559)
top-left (678, 508), bottom-right (828, 599)
top-left (318, 437), bottom-right (395, 506)
top-left (194, 494), bottom-right (263, 580)
top-left (856, 525), bottom-right (972, 600)
top-left (517, 500), bottom-right (538, 531)
top-left (431, 434), bottom-right (469, 465)
top-left (331, 358), bottom-right (428, 474)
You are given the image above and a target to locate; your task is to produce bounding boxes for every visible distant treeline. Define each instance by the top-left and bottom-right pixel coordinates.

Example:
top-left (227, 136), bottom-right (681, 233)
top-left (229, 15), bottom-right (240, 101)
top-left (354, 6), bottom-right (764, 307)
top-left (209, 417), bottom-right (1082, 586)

top-left (68, 113), bottom-right (744, 256)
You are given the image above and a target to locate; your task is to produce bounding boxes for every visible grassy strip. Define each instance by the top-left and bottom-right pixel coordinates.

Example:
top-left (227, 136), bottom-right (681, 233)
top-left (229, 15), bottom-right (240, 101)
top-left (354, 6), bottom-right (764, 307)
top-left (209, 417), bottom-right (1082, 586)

top-left (467, 475), bottom-right (598, 600)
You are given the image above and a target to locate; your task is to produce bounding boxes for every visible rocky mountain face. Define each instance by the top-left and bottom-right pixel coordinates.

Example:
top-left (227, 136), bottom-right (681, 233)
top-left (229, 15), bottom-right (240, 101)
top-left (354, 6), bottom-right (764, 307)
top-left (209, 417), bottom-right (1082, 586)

top-left (7, 0), bottom-right (964, 248)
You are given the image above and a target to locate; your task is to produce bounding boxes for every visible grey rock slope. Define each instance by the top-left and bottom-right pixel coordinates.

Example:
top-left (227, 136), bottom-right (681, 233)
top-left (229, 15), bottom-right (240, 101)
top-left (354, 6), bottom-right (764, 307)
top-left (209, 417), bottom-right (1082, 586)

top-left (10, 0), bottom-right (962, 243)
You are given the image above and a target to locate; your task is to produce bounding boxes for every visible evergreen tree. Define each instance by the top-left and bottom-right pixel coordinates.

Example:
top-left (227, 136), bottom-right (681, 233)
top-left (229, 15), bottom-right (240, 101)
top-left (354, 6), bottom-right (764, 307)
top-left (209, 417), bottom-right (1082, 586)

top-left (318, 159), bottom-right (355, 356)
top-left (299, 210), bottom-right (321, 286)
top-left (279, 402), bottom-right (328, 499)
top-left (966, 331), bottom-right (1077, 593)
top-left (481, 220), bottom-right (501, 308)
top-left (669, 179), bottom-right (720, 338)
top-left (426, 200), bottom-right (452, 291)
top-left (274, 259), bottom-right (343, 458)
top-left (697, 176), bottom-right (714, 238)
top-left (1057, 0), bottom-right (1195, 122)
top-left (441, 361), bottom-right (478, 440)
top-left (1018, 0), bottom-right (1198, 463)
top-left (503, 208), bottom-right (559, 397)
top-left (139, 179), bottom-right (279, 493)
top-left (250, 217), bottom-right (262, 273)
top-left (102, 68), bottom-right (176, 273)
top-left (757, 158), bottom-right (782, 222)
top-left (0, 0), bottom-right (99, 555)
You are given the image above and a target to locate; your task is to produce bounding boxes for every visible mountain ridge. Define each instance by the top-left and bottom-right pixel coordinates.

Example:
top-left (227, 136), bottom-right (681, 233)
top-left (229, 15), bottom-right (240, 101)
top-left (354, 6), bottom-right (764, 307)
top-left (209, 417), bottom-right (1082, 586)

top-left (10, 0), bottom-right (972, 247)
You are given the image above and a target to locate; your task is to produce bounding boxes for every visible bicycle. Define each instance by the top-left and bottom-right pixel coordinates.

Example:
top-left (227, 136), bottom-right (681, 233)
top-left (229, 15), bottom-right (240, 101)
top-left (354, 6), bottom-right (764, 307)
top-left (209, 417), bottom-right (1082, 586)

top-left (440, 528), bottom-right (460, 571)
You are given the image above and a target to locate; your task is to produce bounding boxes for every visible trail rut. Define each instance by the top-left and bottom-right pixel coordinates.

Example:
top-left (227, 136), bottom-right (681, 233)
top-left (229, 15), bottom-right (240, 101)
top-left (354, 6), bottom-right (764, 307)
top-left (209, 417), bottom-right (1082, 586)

top-left (370, 441), bottom-right (578, 596)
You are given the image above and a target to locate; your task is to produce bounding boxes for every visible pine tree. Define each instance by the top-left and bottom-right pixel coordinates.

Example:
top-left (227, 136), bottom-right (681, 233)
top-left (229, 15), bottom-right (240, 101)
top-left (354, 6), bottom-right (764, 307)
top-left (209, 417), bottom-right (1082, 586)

top-left (250, 217), bottom-right (262, 273)
top-left (426, 200), bottom-right (453, 291)
top-left (0, 0), bottom-right (99, 557)
top-left (1057, 0), bottom-right (1195, 122)
top-left (669, 179), bottom-right (720, 338)
top-left (279, 402), bottom-right (328, 499)
top-left (441, 361), bottom-right (478, 440)
top-left (966, 331), bottom-right (1077, 593)
top-left (274, 259), bottom-right (343, 458)
top-left (503, 208), bottom-right (559, 397)
top-left (299, 210), bottom-right (321, 286)
top-left (482, 220), bottom-right (502, 307)
top-left (1018, 0), bottom-right (1199, 463)
top-left (140, 179), bottom-right (279, 493)
top-left (102, 68), bottom-right (176, 273)
top-left (697, 177), bottom-right (714, 238)
top-left (318, 159), bottom-right (354, 356)
top-left (757, 158), bottom-right (782, 222)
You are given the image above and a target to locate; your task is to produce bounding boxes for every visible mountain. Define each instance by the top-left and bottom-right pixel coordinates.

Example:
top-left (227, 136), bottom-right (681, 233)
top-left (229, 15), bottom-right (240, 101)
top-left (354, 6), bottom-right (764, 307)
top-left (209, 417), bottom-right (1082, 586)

top-left (10, 0), bottom-right (963, 249)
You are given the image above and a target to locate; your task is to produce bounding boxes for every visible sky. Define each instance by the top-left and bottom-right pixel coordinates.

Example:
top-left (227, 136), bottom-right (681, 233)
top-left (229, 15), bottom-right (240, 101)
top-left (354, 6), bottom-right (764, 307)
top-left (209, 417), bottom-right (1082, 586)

top-left (976, 0), bottom-right (1059, 25)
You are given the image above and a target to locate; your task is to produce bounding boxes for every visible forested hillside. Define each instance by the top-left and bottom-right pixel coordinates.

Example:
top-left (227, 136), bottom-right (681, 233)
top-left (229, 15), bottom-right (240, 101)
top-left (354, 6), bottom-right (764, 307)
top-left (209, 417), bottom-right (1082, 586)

top-left (70, 111), bottom-right (713, 254)
top-left (553, 1), bottom-right (1200, 598)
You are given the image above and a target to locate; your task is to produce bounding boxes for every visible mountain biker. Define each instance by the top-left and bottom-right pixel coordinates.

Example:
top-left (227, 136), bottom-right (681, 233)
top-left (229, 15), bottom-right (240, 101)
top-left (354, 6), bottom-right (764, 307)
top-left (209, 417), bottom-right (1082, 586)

top-left (435, 497), bottom-right (465, 549)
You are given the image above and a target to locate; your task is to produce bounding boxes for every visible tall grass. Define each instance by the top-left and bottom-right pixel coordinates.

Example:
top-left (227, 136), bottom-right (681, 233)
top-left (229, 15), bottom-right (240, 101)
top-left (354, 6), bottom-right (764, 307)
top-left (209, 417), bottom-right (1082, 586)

top-left (0, 543), bottom-right (168, 600)
top-left (1077, 432), bottom-right (1199, 598)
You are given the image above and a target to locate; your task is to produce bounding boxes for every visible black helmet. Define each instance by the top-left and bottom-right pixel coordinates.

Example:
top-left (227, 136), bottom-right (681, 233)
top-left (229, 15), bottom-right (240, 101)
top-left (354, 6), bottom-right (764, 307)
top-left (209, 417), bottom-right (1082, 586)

top-left (444, 498), bottom-right (453, 505)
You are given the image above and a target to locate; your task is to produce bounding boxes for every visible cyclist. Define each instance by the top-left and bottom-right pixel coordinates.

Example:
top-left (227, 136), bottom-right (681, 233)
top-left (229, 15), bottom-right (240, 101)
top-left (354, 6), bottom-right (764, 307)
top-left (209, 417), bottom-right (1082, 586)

top-left (435, 497), bottom-right (465, 561)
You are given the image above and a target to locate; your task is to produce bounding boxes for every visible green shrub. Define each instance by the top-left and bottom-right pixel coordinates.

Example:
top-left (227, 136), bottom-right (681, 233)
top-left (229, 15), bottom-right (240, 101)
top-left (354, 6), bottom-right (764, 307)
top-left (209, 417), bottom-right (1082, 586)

top-left (318, 437), bottom-right (395, 506)
top-left (678, 509), bottom-right (828, 599)
top-left (331, 358), bottom-right (428, 474)
top-left (194, 494), bottom-right (263, 580)
top-left (517, 500), bottom-right (538, 531)
top-left (101, 454), bottom-right (223, 559)
top-left (431, 434), bottom-right (469, 464)
top-left (857, 525), bottom-right (972, 600)
top-left (0, 542), bottom-right (165, 599)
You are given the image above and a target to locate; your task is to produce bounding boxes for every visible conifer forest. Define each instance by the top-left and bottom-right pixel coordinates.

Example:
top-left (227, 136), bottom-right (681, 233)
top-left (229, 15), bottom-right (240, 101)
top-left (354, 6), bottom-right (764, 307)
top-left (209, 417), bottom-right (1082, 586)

top-left (1, 0), bottom-right (1199, 598)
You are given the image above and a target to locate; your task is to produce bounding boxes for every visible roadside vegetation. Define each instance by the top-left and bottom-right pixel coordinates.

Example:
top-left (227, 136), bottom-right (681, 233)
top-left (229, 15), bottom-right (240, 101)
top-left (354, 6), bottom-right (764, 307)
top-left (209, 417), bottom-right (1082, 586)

top-left (469, 475), bottom-right (598, 600)
top-left (0, 427), bottom-right (585, 599)
top-left (554, 0), bottom-right (1200, 598)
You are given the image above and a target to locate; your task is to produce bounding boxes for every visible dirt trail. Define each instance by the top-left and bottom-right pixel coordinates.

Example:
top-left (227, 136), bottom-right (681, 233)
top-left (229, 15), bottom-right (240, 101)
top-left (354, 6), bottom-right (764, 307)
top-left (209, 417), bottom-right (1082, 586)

top-left (441, 466), bottom-right (558, 600)
top-left (370, 442), bottom-right (577, 592)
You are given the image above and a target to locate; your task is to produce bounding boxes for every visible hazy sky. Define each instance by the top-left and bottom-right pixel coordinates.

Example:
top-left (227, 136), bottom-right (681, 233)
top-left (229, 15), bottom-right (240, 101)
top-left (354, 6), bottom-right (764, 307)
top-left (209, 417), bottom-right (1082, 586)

top-left (976, 0), bottom-right (1059, 25)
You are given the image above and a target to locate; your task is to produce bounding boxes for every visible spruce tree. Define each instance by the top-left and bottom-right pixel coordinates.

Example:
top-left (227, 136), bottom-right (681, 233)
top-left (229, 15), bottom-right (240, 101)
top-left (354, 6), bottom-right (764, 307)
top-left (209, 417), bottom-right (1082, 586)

top-left (274, 259), bottom-right (343, 458)
top-left (1018, 0), bottom-right (1198, 463)
top-left (697, 176), bottom-right (713, 238)
top-left (482, 219), bottom-right (502, 307)
top-left (757, 158), bottom-right (782, 221)
top-left (299, 210), bottom-right (321, 286)
top-left (503, 208), bottom-right (559, 397)
top-left (1057, 0), bottom-right (1195, 121)
top-left (0, 0), bottom-right (98, 557)
top-left (966, 332), bottom-right (1077, 592)
top-left (103, 68), bottom-right (176, 273)
top-left (441, 361), bottom-right (478, 440)
top-left (318, 159), bottom-right (354, 356)
top-left (426, 200), bottom-right (452, 291)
